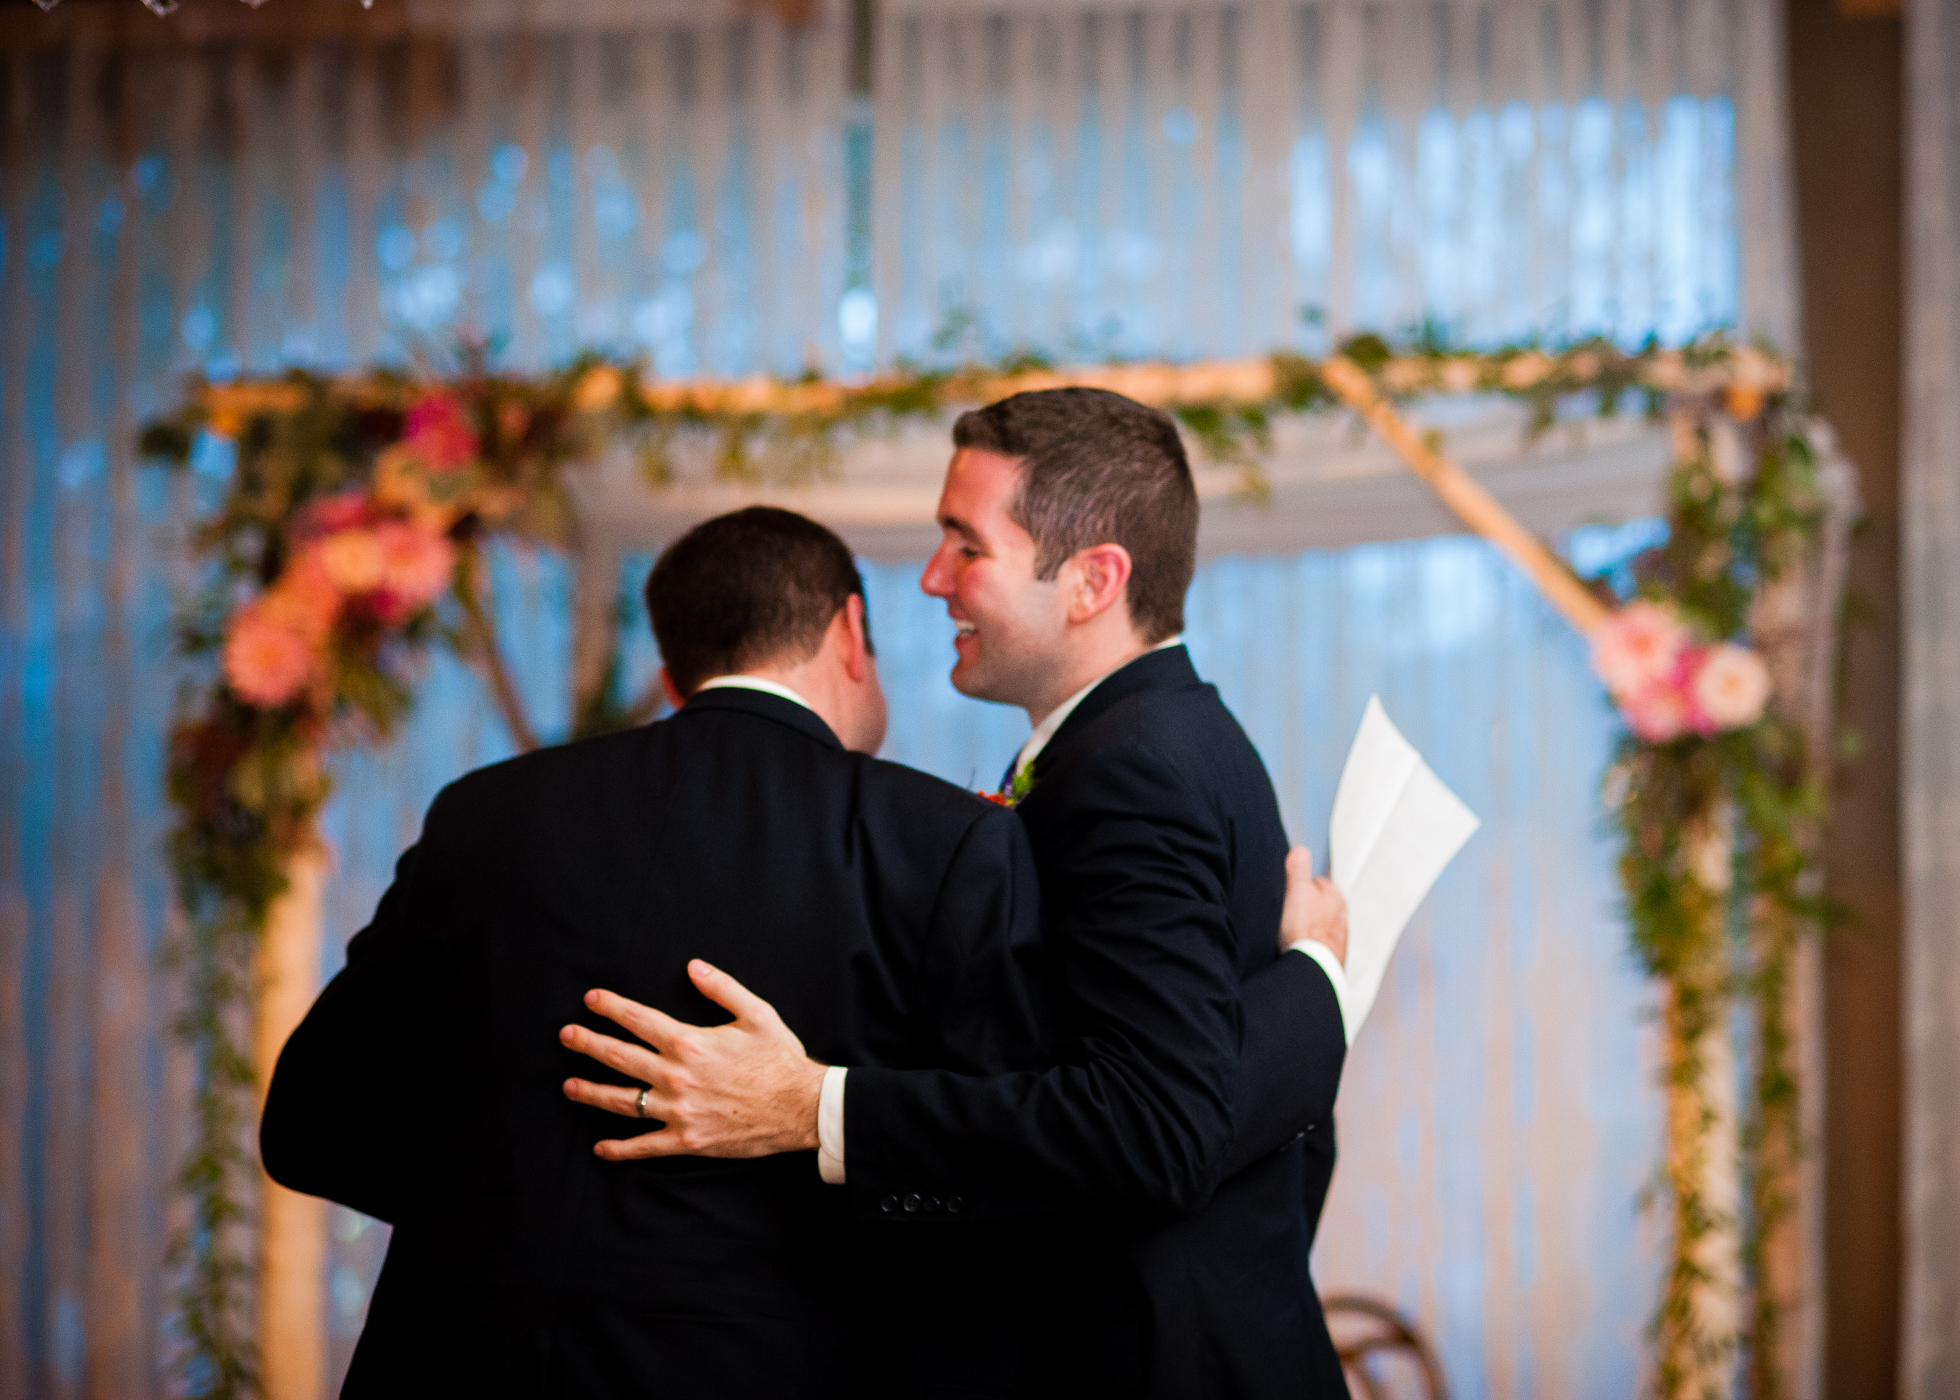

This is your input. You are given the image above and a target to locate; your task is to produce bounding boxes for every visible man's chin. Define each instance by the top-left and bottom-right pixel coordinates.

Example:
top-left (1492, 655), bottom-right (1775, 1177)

top-left (948, 658), bottom-right (1012, 706)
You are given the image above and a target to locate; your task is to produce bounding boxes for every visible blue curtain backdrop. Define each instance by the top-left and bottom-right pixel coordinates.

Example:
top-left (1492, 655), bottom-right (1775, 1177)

top-left (0, 1), bottom-right (1794, 1394)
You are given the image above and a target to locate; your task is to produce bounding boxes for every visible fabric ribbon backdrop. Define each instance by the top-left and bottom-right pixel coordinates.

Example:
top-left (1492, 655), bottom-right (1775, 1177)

top-left (144, 331), bottom-right (1854, 1400)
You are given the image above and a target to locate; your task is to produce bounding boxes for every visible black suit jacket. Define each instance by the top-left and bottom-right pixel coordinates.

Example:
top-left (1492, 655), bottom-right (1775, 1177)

top-left (261, 688), bottom-right (1053, 1399)
top-left (845, 647), bottom-right (1349, 1400)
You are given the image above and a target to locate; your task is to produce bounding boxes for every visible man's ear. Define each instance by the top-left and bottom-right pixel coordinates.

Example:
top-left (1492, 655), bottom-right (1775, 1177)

top-left (1064, 543), bottom-right (1133, 625)
top-left (659, 667), bottom-right (685, 712)
top-left (839, 593), bottom-right (872, 683)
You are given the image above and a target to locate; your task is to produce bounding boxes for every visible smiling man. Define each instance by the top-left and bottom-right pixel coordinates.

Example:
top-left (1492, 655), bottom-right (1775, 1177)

top-left (565, 388), bottom-right (1354, 1399)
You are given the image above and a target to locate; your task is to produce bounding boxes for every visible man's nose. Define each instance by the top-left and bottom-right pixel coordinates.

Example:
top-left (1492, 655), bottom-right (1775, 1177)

top-left (920, 548), bottom-right (953, 597)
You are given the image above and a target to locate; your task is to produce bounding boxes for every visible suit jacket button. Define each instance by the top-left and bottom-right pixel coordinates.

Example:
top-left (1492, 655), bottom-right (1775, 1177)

top-left (879, 1195), bottom-right (898, 1214)
top-left (925, 1196), bottom-right (942, 1213)
top-left (902, 1193), bottom-right (922, 1213)
top-left (945, 1196), bottom-right (964, 1215)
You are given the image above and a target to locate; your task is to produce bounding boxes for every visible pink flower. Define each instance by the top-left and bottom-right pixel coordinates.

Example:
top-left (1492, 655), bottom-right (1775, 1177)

top-left (374, 520), bottom-right (456, 613)
top-left (317, 528), bottom-right (388, 594)
top-left (1689, 643), bottom-right (1772, 733)
top-left (222, 603), bottom-right (317, 708)
top-left (1622, 679), bottom-right (1690, 743)
top-left (404, 394), bottom-right (478, 474)
top-left (302, 491), bottom-right (375, 537)
top-left (1591, 601), bottom-right (1690, 699)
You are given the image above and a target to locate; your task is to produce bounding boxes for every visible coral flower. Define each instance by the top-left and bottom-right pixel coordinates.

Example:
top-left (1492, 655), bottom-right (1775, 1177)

top-left (264, 548), bottom-right (343, 642)
top-left (404, 393), bottom-right (479, 474)
top-left (318, 528), bottom-right (388, 595)
top-left (1689, 643), bottom-right (1772, 733)
top-left (1591, 601), bottom-right (1689, 699)
top-left (374, 520), bottom-right (457, 612)
top-left (223, 603), bottom-right (316, 708)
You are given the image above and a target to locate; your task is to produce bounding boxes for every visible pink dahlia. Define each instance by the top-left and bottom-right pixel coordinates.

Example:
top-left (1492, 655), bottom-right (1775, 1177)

top-left (404, 393), bottom-right (479, 474)
top-left (374, 520), bottom-right (456, 613)
top-left (1591, 601), bottom-right (1690, 699)
top-left (1689, 643), bottom-right (1772, 733)
top-left (223, 603), bottom-right (316, 708)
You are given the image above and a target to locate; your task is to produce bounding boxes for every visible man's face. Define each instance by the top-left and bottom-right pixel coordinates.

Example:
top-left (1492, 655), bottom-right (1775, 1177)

top-left (920, 448), bottom-right (1065, 707)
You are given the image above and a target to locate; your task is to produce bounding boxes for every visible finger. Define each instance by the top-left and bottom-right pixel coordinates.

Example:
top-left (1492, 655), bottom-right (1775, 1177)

top-left (584, 988), bottom-right (692, 1052)
top-left (1284, 846), bottom-right (1315, 881)
top-left (687, 959), bottom-right (779, 1027)
top-left (562, 1077), bottom-right (671, 1121)
top-left (594, 1130), bottom-right (691, 1162)
top-left (559, 1024), bottom-right (668, 1085)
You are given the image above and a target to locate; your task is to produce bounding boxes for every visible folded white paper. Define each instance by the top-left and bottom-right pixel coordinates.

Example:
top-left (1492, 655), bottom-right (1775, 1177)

top-left (1327, 697), bottom-right (1481, 1037)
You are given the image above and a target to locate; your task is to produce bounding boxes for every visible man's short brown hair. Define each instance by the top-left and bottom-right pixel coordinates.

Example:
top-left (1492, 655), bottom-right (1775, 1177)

top-left (645, 507), bottom-right (869, 697)
top-left (951, 387), bottom-right (1197, 642)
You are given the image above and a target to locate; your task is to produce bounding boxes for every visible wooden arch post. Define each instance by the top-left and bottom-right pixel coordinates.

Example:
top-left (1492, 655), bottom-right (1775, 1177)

top-left (253, 843), bottom-right (330, 1400)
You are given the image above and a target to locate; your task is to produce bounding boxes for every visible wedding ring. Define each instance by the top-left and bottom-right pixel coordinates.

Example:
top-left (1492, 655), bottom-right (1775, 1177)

top-left (635, 1088), bottom-right (650, 1120)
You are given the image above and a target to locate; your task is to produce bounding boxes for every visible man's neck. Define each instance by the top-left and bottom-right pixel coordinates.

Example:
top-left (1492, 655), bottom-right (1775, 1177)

top-left (714, 665), bottom-right (851, 744)
top-left (1011, 634), bottom-right (1182, 778)
top-left (1023, 631), bottom-right (1188, 731)
top-left (1019, 623), bottom-right (1152, 729)
top-left (1024, 638), bottom-right (1151, 731)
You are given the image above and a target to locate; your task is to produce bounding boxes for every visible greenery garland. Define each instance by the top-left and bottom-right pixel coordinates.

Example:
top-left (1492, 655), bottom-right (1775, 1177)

top-left (142, 332), bottom-right (1839, 1398)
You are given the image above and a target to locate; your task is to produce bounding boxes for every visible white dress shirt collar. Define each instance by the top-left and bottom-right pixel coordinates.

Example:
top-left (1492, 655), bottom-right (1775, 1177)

top-left (1011, 635), bottom-right (1185, 777)
top-left (694, 675), bottom-right (817, 713)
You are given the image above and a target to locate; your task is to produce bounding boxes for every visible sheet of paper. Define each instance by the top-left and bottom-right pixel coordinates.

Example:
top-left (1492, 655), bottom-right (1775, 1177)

top-left (1327, 697), bottom-right (1481, 1036)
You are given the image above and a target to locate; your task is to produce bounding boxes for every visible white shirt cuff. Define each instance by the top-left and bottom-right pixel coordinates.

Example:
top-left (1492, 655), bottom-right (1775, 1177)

top-left (816, 1064), bottom-right (848, 1185)
top-left (1288, 941), bottom-right (1354, 1046)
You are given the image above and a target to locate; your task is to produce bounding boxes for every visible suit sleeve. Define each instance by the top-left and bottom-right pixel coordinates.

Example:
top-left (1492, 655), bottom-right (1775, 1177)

top-left (844, 741), bottom-right (1241, 1222)
top-left (910, 807), bottom-right (1053, 1076)
top-left (1218, 948), bottom-right (1346, 1178)
top-left (259, 791), bottom-right (451, 1222)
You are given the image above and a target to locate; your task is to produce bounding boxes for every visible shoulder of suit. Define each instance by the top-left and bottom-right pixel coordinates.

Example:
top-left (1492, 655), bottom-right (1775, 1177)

top-left (432, 724), bottom-right (652, 810)
top-left (1074, 672), bottom-right (1225, 748)
top-left (847, 755), bottom-right (1032, 868)
top-left (1045, 680), bottom-right (1243, 793)
top-left (851, 749), bottom-right (1019, 821)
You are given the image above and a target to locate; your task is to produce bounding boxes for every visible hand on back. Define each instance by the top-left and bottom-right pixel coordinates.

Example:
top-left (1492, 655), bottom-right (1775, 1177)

top-left (559, 960), bottom-right (825, 1160)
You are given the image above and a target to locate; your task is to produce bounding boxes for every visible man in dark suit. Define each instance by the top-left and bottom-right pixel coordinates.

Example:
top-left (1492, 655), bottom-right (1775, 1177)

top-left (562, 389), bottom-right (1355, 1399)
top-left (260, 507), bottom-right (1061, 1397)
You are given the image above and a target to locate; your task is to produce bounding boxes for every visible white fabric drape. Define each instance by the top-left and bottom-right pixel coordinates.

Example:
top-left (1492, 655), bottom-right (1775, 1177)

top-left (873, 0), bottom-right (1799, 362)
top-left (1903, 2), bottom-right (1960, 1395)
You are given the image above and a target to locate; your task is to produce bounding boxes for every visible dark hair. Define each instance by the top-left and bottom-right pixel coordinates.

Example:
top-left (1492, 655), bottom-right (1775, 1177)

top-left (951, 387), bottom-right (1197, 641)
top-left (644, 507), bottom-right (870, 696)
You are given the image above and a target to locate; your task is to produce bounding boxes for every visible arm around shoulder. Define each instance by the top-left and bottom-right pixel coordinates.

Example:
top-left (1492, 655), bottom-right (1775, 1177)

top-left (844, 742), bottom-right (1244, 1224)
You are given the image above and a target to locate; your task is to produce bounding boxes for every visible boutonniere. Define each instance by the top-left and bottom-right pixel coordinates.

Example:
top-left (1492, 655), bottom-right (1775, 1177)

top-left (980, 759), bottom-right (1037, 809)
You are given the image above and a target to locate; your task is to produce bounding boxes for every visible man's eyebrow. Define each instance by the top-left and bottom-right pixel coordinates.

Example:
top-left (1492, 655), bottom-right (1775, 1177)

top-left (938, 513), bottom-right (982, 544)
